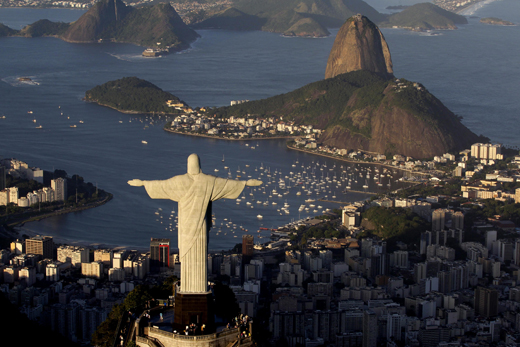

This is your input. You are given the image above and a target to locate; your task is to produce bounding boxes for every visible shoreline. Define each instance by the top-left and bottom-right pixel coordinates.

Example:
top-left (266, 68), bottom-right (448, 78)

top-left (286, 143), bottom-right (418, 174)
top-left (18, 225), bottom-right (149, 252)
top-left (164, 128), bottom-right (299, 141)
top-left (8, 193), bottom-right (113, 228)
top-left (85, 100), bottom-right (182, 116)
top-left (458, 0), bottom-right (501, 15)
top-left (164, 128), bottom-right (426, 175)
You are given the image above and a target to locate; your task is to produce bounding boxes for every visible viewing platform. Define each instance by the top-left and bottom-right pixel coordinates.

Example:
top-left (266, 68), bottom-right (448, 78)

top-left (135, 307), bottom-right (253, 347)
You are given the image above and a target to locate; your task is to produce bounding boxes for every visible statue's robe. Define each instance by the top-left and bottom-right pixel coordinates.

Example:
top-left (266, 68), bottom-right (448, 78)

top-left (143, 173), bottom-right (246, 293)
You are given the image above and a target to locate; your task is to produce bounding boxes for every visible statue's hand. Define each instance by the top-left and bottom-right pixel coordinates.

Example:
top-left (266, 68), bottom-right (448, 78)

top-left (246, 179), bottom-right (262, 187)
top-left (128, 179), bottom-right (144, 187)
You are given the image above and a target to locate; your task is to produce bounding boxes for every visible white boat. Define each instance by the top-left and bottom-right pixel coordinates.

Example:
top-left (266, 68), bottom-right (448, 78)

top-left (142, 140), bottom-right (147, 144)
top-left (257, 215), bottom-right (263, 219)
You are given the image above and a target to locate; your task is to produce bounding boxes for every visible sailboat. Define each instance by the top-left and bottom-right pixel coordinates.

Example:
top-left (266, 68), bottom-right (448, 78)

top-left (222, 155), bottom-right (225, 162)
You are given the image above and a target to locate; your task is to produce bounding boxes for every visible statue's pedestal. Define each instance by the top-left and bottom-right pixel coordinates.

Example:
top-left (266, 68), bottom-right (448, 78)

top-left (174, 291), bottom-right (214, 333)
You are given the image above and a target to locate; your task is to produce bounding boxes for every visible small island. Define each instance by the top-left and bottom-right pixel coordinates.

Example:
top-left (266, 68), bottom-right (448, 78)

top-left (84, 77), bottom-right (190, 115)
top-left (480, 17), bottom-right (515, 26)
top-left (380, 3), bottom-right (468, 31)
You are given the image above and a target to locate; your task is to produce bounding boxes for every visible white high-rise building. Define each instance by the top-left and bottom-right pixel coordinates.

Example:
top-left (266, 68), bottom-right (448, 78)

top-left (27, 192), bottom-right (39, 206)
top-left (51, 178), bottom-right (68, 202)
top-left (432, 209), bottom-right (446, 232)
top-left (46, 263), bottom-right (60, 281)
top-left (471, 143), bottom-right (502, 160)
top-left (0, 189), bottom-right (9, 206)
top-left (486, 230), bottom-right (497, 251)
top-left (452, 211), bottom-right (464, 230)
top-left (81, 261), bottom-right (103, 279)
top-left (393, 251), bottom-right (409, 269)
top-left (19, 267), bottom-right (36, 286)
top-left (113, 251), bottom-right (125, 269)
top-left (57, 245), bottom-right (89, 267)
top-left (8, 187), bottom-right (19, 205)
top-left (108, 268), bottom-right (125, 282)
top-left (471, 143), bottom-right (482, 158)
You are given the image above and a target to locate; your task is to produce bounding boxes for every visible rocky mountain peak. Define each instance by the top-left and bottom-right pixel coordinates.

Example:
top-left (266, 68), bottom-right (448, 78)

top-left (325, 14), bottom-right (393, 79)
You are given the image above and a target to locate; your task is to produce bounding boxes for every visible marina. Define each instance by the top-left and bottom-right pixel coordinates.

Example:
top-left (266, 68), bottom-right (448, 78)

top-left (151, 155), bottom-right (408, 242)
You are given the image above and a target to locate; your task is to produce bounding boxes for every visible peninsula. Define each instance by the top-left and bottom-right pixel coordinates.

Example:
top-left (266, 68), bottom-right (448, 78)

top-left (0, 158), bottom-right (112, 228)
top-left (84, 77), bottom-right (190, 115)
top-left (207, 15), bottom-right (481, 159)
top-left (380, 2), bottom-right (468, 31)
top-left (480, 17), bottom-right (515, 26)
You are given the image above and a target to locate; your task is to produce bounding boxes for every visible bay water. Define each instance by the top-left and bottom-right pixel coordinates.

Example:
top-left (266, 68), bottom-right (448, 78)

top-left (0, 0), bottom-right (518, 250)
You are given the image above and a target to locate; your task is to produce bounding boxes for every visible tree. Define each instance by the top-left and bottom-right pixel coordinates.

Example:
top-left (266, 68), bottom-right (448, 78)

top-left (150, 275), bottom-right (178, 298)
top-left (213, 282), bottom-right (240, 323)
top-left (124, 285), bottom-right (153, 311)
top-left (92, 285), bottom-right (153, 347)
top-left (54, 169), bottom-right (67, 178)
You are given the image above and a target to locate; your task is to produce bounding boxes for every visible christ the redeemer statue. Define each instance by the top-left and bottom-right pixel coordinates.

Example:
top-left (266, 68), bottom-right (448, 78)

top-left (128, 153), bottom-right (262, 294)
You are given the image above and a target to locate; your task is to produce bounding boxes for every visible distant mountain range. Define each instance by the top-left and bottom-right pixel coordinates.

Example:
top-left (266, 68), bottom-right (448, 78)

top-left (188, 0), bottom-right (386, 37)
top-left (186, 0), bottom-right (468, 37)
top-left (0, 1), bottom-right (470, 41)
top-left (4, 0), bottom-right (199, 50)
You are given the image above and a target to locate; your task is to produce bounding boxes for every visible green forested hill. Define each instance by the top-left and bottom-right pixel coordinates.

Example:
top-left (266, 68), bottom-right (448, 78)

top-left (85, 77), bottom-right (186, 114)
top-left (13, 0), bottom-right (200, 49)
top-left (210, 70), bottom-right (481, 158)
top-left (0, 23), bottom-right (17, 36)
top-left (108, 3), bottom-right (200, 48)
top-left (380, 2), bottom-right (468, 31)
top-left (19, 19), bottom-right (70, 37)
top-left (212, 70), bottom-right (388, 132)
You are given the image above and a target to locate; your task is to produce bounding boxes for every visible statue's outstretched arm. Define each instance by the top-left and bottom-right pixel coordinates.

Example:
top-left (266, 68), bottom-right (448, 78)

top-left (127, 179), bottom-right (144, 187)
top-left (246, 179), bottom-right (262, 187)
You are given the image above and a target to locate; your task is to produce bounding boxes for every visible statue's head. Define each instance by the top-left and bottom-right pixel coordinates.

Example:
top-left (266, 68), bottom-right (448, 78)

top-left (187, 153), bottom-right (201, 175)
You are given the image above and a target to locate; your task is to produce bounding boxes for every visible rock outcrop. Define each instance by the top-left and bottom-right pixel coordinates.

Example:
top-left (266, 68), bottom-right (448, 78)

top-left (61, 0), bottom-right (131, 43)
top-left (60, 0), bottom-right (199, 49)
top-left (325, 14), bottom-right (393, 79)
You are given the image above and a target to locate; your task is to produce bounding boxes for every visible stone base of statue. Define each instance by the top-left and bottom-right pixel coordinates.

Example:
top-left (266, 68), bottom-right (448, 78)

top-left (173, 291), bottom-right (214, 333)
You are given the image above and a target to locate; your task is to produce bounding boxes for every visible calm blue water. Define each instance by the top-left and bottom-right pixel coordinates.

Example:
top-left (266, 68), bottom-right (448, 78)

top-left (0, 0), bottom-right (519, 250)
